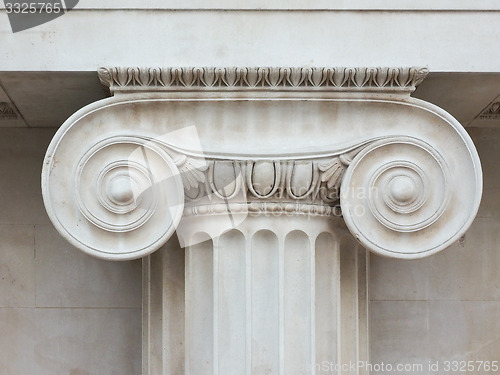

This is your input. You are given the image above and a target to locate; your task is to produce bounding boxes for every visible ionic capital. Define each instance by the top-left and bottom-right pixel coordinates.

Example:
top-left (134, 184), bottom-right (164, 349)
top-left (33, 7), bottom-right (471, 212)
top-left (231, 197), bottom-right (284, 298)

top-left (41, 67), bottom-right (482, 260)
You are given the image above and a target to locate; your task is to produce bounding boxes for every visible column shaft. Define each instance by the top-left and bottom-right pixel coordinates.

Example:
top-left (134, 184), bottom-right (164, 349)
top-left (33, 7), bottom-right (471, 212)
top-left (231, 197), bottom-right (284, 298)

top-left (143, 216), bottom-right (369, 375)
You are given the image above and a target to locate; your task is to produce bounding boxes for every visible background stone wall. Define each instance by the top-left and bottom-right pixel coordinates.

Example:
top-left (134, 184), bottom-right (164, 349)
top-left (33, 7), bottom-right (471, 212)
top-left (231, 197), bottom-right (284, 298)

top-left (0, 129), bottom-right (142, 375)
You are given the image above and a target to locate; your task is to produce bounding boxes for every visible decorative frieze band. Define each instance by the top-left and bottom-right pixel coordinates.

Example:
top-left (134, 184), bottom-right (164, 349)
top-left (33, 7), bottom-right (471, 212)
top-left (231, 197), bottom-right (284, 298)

top-left (98, 66), bottom-right (429, 94)
top-left (180, 150), bottom-right (361, 204)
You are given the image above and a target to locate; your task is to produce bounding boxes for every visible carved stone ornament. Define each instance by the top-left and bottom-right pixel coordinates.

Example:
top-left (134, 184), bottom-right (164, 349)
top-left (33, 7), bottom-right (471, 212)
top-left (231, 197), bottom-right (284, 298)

top-left (41, 67), bottom-right (482, 260)
top-left (98, 66), bottom-right (429, 94)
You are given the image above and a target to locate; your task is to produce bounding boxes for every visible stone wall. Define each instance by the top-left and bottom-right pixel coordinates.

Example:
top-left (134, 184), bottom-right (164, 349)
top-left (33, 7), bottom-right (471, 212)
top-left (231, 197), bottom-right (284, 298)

top-left (0, 128), bottom-right (142, 375)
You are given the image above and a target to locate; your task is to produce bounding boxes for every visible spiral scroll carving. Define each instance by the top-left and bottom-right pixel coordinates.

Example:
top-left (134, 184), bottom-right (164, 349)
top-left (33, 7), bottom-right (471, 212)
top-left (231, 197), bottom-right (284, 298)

top-left (43, 136), bottom-right (184, 260)
top-left (340, 136), bottom-right (476, 259)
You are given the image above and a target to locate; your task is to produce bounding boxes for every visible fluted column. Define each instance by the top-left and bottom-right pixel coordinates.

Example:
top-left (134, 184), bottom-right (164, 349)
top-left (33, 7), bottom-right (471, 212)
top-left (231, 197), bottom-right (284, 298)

top-left (41, 67), bottom-right (482, 375)
top-left (143, 215), bottom-right (369, 375)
